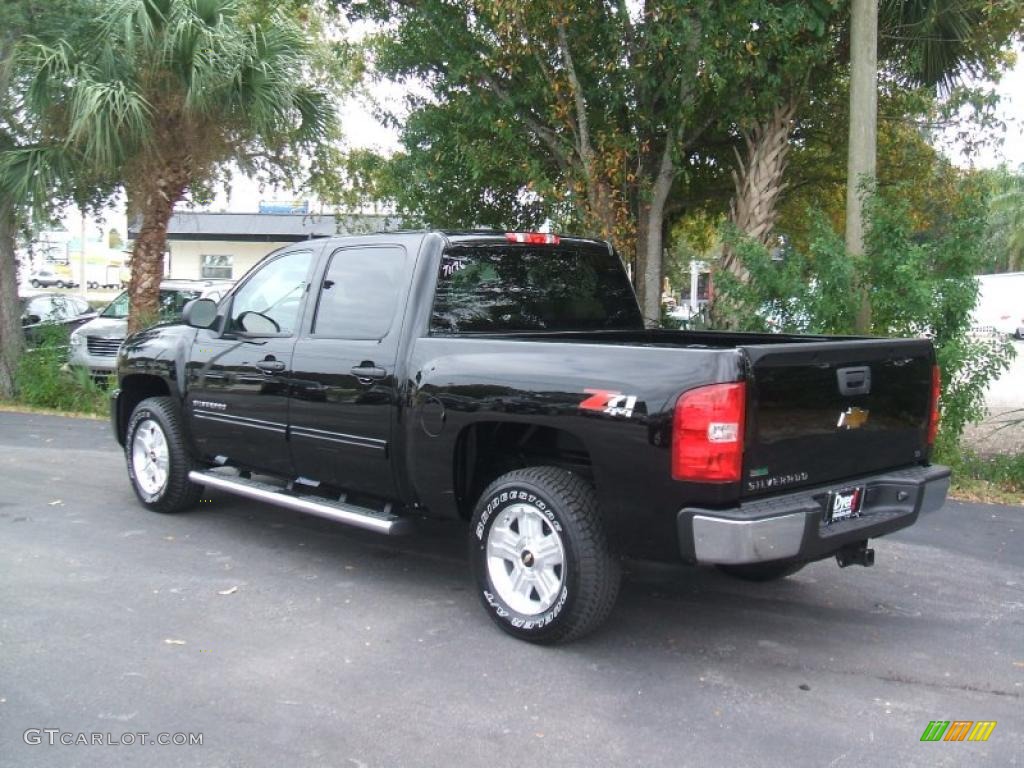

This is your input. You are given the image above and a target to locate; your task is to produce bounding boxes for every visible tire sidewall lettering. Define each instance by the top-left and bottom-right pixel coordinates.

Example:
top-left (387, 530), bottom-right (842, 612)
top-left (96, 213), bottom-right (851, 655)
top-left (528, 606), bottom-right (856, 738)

top-left (475, 489), bottom-right (558, 541)
top-left (474, 484), bottom-right (572, 633)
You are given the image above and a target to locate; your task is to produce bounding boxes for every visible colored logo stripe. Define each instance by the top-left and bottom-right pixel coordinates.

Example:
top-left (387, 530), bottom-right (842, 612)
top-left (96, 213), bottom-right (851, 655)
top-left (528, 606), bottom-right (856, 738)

top-left (920, 721), bottom-right (996, 742)
top-left (968, 722), bottom-right (997, 742)
top-left (944, 722), bottom-right (973, 741)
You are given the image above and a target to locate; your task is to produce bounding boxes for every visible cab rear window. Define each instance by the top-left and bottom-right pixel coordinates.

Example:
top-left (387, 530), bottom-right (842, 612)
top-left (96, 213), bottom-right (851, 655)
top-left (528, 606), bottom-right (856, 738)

top-left (431, 243), bottom-right (642, 334)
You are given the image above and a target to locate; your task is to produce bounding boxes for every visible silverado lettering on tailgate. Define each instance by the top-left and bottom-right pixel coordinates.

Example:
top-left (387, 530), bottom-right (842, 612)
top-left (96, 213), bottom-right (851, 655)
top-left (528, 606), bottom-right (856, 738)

top-left (746, 471), bottom-right (810, 493)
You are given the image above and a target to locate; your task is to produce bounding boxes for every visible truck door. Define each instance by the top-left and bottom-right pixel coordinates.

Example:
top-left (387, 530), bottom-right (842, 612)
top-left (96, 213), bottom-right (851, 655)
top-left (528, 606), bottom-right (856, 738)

top-left (186, 247), bottom-right (317, 476)
top-left (288, 243), bottom-right (411, 498)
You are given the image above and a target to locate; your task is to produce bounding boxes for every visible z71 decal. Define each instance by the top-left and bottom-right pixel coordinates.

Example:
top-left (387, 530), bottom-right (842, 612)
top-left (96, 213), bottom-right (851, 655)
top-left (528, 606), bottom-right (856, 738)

top-left (579, 389), bottom-right (639, 418)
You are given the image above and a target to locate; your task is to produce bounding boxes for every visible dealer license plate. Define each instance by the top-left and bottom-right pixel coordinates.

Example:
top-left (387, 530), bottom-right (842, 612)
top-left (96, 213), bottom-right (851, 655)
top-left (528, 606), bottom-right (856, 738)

top-left (826, 487), bottom-right (864, 524)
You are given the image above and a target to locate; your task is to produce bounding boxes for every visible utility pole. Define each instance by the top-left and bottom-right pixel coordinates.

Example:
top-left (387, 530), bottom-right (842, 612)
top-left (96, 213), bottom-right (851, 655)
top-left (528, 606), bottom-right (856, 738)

top-left (846, 0), bottom-right (878, 334)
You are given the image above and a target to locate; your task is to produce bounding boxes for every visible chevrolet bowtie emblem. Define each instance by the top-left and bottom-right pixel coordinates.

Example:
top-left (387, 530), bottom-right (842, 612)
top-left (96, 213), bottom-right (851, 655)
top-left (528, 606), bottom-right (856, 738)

top-left (837, 407), bottom-right (869, 430)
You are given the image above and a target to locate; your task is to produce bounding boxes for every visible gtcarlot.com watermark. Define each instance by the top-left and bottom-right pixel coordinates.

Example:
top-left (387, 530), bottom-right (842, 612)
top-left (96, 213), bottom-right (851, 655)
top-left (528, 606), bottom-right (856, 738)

top-left (24, 729), bottom-right (203, 747)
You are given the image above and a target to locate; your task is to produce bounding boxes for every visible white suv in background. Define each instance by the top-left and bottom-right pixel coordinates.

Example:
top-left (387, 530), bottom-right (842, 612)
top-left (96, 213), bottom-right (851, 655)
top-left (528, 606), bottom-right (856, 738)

top-left (68, 280), bottom-right (232, 377)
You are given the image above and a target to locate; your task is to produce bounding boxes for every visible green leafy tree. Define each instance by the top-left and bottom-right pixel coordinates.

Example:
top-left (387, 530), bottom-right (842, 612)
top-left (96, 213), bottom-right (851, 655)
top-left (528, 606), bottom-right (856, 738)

top-left (0, 0), bottom-right (102, 397)
top-left (725, 1), bottom-right (1023, 308)
top-left (3, 0), bottom-right (335, 332)
top-left (348, 0), bottom-right (840, 323)
top-left (847, 0), bottom-right (1024, 332)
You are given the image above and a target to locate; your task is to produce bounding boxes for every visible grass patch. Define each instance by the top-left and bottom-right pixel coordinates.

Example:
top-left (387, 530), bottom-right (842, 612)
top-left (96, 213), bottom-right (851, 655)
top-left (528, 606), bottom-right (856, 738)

top-left (0, 400), bottom-right (105, 420)
top-left (14, 324), bottom-right (112, 417)
top-left (938, 447), bottom-right (1024, 505)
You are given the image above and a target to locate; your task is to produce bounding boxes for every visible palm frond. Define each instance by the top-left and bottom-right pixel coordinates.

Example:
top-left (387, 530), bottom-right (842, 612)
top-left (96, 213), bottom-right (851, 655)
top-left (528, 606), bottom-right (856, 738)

top-left (291, 86), bottom-right (335, 144)
top-left (0, 144), bottom-right (77, 215)
top-left (18, 39), bottom-right (76, 118)
top-left (881, 0), bottom-right (987, 89)
top-left (98, 0), bottom-right (168, 54)
top-left (65, 73), bottom-right (152, 169)
top-left (7, 0), bottom-right (336, 214)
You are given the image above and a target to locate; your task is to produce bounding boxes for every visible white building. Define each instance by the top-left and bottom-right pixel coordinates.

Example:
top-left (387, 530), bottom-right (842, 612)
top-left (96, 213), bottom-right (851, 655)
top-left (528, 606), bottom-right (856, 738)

top-left (128, 211), bottom-right (401, 282)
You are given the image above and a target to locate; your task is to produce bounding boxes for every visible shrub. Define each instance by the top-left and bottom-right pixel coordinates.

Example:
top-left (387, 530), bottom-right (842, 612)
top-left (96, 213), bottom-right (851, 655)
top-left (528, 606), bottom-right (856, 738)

top-left (711, 183), bottom-right (1016, 448)
top-left (15, 323), bottom-right (110, 415)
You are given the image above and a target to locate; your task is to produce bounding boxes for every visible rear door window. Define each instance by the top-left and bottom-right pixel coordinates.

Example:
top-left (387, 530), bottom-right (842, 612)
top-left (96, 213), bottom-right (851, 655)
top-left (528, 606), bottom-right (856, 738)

top-left (312, 246), bottom-right (407, 340)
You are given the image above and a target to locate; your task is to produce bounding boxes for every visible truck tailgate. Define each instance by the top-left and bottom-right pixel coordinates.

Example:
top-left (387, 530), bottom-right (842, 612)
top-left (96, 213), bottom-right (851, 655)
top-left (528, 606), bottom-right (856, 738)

top-left (740, 338), bottom-right (935, 497)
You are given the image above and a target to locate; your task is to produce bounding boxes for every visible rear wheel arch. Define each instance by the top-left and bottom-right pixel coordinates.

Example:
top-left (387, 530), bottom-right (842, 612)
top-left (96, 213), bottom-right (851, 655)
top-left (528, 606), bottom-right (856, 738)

top-left (452, 421), bottom-right (595, 520)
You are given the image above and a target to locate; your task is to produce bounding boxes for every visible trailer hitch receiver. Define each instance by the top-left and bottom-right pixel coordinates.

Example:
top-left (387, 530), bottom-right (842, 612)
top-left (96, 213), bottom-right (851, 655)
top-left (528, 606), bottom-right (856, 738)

top-left (836, 541), bottom-right (874, 568)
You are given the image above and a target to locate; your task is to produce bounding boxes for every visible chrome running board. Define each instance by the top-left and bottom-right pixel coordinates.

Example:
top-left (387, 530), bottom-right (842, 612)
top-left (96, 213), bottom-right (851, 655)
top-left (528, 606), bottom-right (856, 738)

top-left (189, 469), bottom-right (411, 535)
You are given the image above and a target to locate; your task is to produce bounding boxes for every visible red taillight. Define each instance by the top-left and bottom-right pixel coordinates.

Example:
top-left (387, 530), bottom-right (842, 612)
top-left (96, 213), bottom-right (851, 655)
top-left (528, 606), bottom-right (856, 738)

top-left (505, 232), bottom-right (560, 245)
top-left (927, 365), bottom-right (941, 446)
top-left (672, 382), bottom-right (746, 483)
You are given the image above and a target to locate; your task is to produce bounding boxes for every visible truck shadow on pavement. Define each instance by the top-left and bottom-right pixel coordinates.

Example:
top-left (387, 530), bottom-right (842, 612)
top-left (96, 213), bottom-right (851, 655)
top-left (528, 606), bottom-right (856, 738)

top-left (194, 486), bottom-right (918, 654)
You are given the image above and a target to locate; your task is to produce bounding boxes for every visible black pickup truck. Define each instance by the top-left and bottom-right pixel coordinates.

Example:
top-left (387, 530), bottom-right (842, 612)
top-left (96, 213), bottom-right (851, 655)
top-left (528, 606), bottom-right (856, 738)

top-left (110, 231), bottom-right (949, 643)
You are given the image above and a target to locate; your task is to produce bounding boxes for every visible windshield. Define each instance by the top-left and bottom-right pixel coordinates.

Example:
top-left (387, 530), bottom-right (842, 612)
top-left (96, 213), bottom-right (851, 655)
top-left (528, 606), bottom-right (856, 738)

top-left (101, 289), bottom-right (203, 320)
top-left (431, 243), bottom-right (643, 333)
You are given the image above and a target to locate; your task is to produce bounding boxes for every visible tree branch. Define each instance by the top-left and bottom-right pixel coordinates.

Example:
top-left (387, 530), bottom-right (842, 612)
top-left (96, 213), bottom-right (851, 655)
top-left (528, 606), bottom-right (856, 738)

top-left (477, 72), bottom-right (573, 177)
top-left (555, 21), bottom-right (595, 172)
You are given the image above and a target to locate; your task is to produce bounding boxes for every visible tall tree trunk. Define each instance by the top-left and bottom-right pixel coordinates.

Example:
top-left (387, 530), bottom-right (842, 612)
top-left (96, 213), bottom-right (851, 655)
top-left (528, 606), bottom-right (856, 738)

top-left (723, 98), bottom-right (797, 281)
top-left (126, 165), bottom-right (189, 334)
top-left (0, 201), bottom-right (24, 398)
top-left (712, 99), bottom-right (798, 328)
top-left (635, 140), bottom-right (675, 326)
top-left (847, 0), bottom-right (878, 334)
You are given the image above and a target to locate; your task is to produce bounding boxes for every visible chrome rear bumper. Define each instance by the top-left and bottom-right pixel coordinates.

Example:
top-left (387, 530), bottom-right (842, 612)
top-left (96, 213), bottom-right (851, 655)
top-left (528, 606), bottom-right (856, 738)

top-left (678, 465), bottom-right (951, 565)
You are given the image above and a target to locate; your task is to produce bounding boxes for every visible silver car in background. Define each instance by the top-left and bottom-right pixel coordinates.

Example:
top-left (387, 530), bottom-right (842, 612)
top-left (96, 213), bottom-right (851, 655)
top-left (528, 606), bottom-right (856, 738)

top-left (68, 280), bottom-right (233, 376)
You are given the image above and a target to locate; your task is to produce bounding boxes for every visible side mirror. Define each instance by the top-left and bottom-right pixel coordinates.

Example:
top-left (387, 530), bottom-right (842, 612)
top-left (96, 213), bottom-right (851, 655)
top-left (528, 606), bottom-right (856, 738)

top-left (182, 298), bottom-right (218, 329)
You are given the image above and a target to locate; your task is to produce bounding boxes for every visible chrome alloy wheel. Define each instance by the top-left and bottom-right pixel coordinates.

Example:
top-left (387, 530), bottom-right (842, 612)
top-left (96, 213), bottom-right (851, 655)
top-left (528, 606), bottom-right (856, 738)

top-left (486, 503), bottom-right (566, 615)
top-left (132, 418), bottom-right (170, 497)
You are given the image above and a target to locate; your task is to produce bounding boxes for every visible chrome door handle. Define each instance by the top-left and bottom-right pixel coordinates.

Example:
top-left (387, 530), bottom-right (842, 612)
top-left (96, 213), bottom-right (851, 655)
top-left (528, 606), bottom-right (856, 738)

top-left (255, 359), bottom-right (285, 373)
top-left (351, 365), bottom-right (386, 383)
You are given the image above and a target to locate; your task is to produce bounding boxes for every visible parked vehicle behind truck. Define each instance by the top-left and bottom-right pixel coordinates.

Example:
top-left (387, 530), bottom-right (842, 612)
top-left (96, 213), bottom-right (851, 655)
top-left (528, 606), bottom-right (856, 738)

top-left (70, 280), bottom-right (233, 377)
top-left (109, 231), bottom-right (949, 643)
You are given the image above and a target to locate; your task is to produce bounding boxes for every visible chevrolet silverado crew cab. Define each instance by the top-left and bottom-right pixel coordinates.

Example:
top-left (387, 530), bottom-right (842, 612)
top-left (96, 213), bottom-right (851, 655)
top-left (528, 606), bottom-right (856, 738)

top-left (110, 231), bottom-right (950, 643)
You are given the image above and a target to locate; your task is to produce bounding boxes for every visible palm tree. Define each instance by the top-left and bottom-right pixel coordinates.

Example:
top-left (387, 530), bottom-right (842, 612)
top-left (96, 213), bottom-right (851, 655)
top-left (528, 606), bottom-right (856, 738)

top-left (3, 0), bottom-right (333, 331)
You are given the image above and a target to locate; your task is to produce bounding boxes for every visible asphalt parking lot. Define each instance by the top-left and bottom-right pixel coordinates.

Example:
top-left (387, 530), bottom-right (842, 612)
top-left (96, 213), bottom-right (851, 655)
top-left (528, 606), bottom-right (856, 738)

top-left (1, 411), bottom-right (1021, 767)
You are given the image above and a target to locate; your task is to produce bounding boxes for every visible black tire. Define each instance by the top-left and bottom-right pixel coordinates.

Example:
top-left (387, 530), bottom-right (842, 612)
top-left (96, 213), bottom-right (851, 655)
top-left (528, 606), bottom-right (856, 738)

top-left (716, 560), bottom-right (806, 582)
top-left (30, 279), bottom-right (40, 288)
top-left (469, 466), bottom-right (620, 644)
top-left (125, 397), bottom-right (203, 513)
top-left (55, 280), bottom-right (66, 289)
